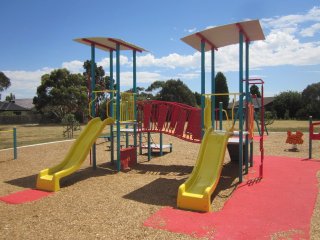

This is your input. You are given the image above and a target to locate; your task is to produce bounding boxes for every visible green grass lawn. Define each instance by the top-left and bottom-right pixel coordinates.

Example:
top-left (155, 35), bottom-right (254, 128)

top-left (0, 120), bottom-right (318, 150)
top-left (265, 120), bottom-right (310, 132)
top-left (0, 124), bottom-right (73, 150)
top-left (223, 120), bottom-right (313, 132)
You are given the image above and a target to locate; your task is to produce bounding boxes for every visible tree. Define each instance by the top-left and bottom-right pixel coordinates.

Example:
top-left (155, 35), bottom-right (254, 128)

top-left (5, 93), bottom-right (15, 102)
top-left (272, 91), bottom-right (302, 119)
top-left (250, 84), bottom-right (261, 98)
top-left (62, 113), bottom-right (81, 138)
top-left (83, 60), bottom-right (115, 91)
top-left (299, 82), bottom-right (320, 119)
top-left (215, 72), bottom-right (229, 109)
top-left (0, 72), bottom-right (11, 95)
top-left (83, 60), bottom-right (116, 117)
top-left (33, 69), bottom-right (87, 121)
top-left (194, 91), bottom-right (201, 106)
top-left (125, 87), bottom-right (154, 101)
top-left (146, 81), bottom-right (165, 92)
top-left (146, 79), bottom-right (197, 106)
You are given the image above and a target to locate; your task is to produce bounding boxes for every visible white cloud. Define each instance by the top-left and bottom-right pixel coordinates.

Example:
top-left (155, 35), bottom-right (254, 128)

top-left (262, 6), bottom-right (320, 29)
top-left (205, 25), bottom-right (216, 30)
top-left (186, 27), bottom-right (197, 33)
top-left (115, 71), bottom-right (163, 87)
top-left (300, 22), bottom-right (320, 37)
top-left (62, 55), bottom-right (130, 74)
top-left (62, 60), bottom-right (83, 73)
top-left (175, 72), bottom-right (200, 80)
top-left (136, 53), bottom-right (200, 69)
top-left (1, 68), bottom-right (53, 99)
top-left (97, 58), bottom-right (110, 69)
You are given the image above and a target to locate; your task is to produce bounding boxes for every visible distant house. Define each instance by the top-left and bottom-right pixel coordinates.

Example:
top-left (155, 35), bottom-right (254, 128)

top-left (0, 99), bottom-right (39, 124)
top-left (228, 97), bottom-right (275, 111)
top-left (0, 101), bottom-right (30, 115)
top-left (14, 98), bottom-right (35, 110)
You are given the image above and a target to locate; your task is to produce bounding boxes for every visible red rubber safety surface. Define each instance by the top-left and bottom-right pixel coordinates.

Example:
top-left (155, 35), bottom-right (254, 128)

top-left (0, 189), bottom-right (52, 204)
top-left (144, 156), bottom-right (320, 239)
top-left (253, 135), bottom-right (267, 142)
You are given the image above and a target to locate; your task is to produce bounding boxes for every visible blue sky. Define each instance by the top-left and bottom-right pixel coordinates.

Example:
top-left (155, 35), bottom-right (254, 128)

top-left (0, 0), bottom-right (320, 99)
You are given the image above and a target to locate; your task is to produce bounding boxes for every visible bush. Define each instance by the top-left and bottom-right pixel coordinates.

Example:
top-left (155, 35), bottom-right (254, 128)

top-left (62, 114), bottom-right (81, 138)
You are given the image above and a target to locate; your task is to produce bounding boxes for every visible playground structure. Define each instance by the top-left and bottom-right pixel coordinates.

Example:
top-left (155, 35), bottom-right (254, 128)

top-left (309, 116), bottom-right (320, 158)
top-left (176, 20), bottom-right (265, 211)
top-left (36, 20), bottom-right (266, 213)
top-left (0, 128), bottom-right (17, 160)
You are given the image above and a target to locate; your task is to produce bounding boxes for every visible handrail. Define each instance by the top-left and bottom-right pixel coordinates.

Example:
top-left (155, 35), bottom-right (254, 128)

top-left (89, 91), bottom-right (135, 122)
top-left (203, 93), bottom-right (240, 132)
top-left (0, 130), bottom-right (14, 133)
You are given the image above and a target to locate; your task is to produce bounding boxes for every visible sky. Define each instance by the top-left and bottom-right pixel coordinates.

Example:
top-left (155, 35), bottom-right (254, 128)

top-left (0, 0), bottom-right (320, 100)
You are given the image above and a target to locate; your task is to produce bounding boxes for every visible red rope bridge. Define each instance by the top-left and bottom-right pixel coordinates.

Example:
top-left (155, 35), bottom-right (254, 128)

top-left (137, 100), bottom-right (202, 143)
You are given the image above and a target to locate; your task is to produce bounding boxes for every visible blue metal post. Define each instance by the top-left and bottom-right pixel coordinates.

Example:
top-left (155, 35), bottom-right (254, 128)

top-left (125, 124), bottom-right (129, 147)
top-left (133, 50), bottom-right (138, 150)
top-left (91, 43), bottom-right (97, 169)
top-left (110, 50), bottom-right (114, 164)
top-left (219, 102), bottom-right (223, 130)
top-left (211, 49), bottom-right (215, 130)
top-left (139, 132), bottom-right (142, 155)
top-left (238, 32), bottom-right (244, 183)
top-left (245, 41), bottom-right (249, 172)
top-left (116, 43), bottom-right (121, 171)
top-left (201, 40), bottom-right (206, 137)
top-left (13, 128), bottom-right (17, 160)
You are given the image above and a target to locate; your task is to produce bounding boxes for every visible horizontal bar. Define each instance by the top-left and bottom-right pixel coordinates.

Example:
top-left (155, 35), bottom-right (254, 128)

top-left (203, 92), bottom-right (242, 96)
top-left (243, 78), bottom-right (264, 84)
top-left (93, 90), bottom-right (117, 93)
top-left (0, 130), bottom-right (14, 133)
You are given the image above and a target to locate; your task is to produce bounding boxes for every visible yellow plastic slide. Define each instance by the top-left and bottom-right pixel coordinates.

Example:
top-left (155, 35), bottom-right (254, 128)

top-left (36, 117), bottom-right (114, 192)
top-left (177, 127), bottom-right (231, 212)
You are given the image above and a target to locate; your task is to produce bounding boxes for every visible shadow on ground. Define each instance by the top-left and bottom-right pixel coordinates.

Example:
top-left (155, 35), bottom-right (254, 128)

top-left (211, 162), bottom-right (239, 201)
top-left (123, 177), bottom-right (184, 207)
top-left (128, 163), bottom-right (193, 176)
top-left (124, 161), bottom-right (239, 208)
top-left (5, 164), bottom-right (116, 189)
top-left (5, 174), bottom-right (38, 189)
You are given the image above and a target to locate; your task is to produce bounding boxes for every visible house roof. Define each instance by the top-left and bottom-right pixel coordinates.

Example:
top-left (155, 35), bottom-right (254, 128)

top-left (14, 99), bottom-right (34, 110)
top-left (228, 97), bottom-right (274, 109)
top-left (0, 101), bottom-right (30, 111)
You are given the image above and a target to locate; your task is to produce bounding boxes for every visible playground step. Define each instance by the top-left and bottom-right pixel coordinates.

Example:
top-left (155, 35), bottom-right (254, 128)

top-left (178, 191), bottom-right (210, 212)
top-left (36, 175), bottom-right (57, 192)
